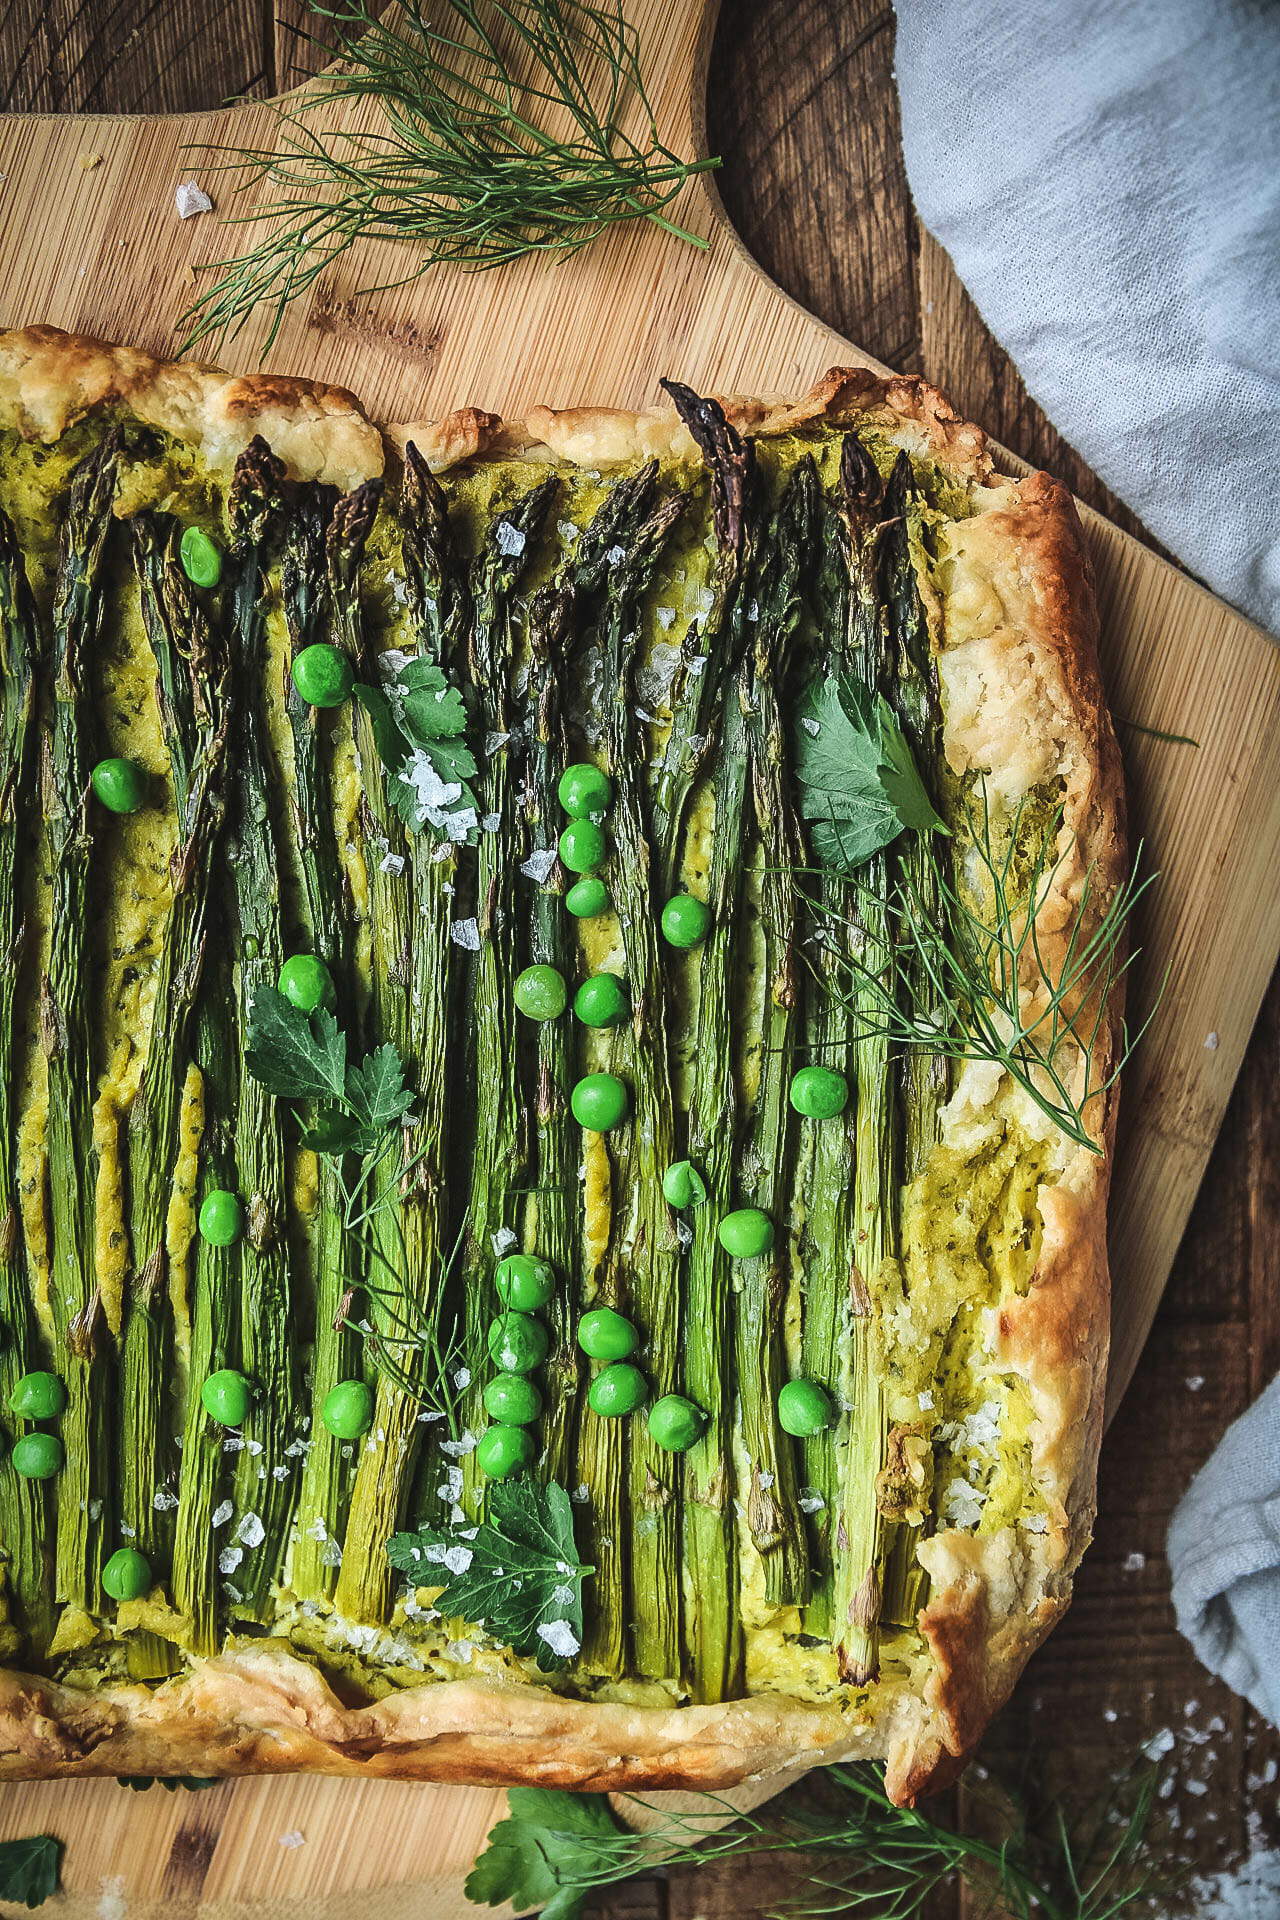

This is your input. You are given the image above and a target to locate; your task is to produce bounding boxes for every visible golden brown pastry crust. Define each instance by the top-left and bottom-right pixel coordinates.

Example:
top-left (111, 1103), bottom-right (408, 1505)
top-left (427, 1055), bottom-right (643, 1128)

top-left (0, 329), bottom-right (1122, 1805)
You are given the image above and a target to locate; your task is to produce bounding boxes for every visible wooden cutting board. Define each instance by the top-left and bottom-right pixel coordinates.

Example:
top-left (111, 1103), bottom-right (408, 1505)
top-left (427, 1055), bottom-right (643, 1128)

top-left (2, 0), bottom-right (1279, 1908)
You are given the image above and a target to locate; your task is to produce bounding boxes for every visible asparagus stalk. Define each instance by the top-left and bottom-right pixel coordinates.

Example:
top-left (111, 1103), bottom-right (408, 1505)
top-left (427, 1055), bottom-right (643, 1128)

top-left (832, 437), bottom-right (898, 1686)
top-left (334, 469), bottom-right (468, 1617)
top-left (280, 485), bottom-right (364, 1605)
top-left (42, 431), bottom-right (122, 1610)
top-left (735, 461), bottom-right (818, 1612)
top-left (171, 980), bottom-right (240, 1654)
top-left (596, 475), bottom-right (688, 1680)
top-left (652, 380), bottom-right (752, 893)
top-left (224, 439), bottom-right (300, 1618)
top-left (120, 517), bottom-right (231, 1671)
top-left (0, 504), bottom-right (51, 1651)
top-left (519, 576), bottom-right (578, 1483)
top-left (632, 392), bottom-right (753, 1698)
top-left (457, 478), bottom-right (556, 1515)
top-left (879, 449), bottom-right (945, 1629)
top-left (798, 499), bottom-right (858, 1636)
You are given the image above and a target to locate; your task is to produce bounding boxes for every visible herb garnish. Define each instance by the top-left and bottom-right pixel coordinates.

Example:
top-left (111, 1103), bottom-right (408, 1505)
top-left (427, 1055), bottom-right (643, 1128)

top-left (0, 1835), bottom-right (62, 1910)
top-left (354, 655), bottom-right (480, 839)
top-left (388, 1478), bottom-right (591, 1670)
top-left (793, 670), bottom-right (945, 872)
top-left (179, 0), bottom-right (719, 357)
top-left (464, 1756), bottom-right (1168, 1920)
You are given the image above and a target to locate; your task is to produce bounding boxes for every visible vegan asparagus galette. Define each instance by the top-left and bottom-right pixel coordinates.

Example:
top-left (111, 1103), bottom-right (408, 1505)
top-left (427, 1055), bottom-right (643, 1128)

top-left (0, 328), bottom-right (1129, 1800)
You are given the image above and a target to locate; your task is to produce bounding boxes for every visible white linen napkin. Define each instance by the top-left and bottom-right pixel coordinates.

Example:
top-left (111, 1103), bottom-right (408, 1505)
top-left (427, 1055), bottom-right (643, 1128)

top-left (1168, 1372), bottom-right (1280, 1727)
top-left (892, 0), bottom-right (1280, 637)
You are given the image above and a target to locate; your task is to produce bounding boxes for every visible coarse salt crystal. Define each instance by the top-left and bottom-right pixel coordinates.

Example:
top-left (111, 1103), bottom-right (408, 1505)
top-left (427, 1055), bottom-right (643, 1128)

top-left (571, 1484), bottom-right (590, 1503)
top-left (481, 812), bottom-right (501, 833)
top-left (496, 521), bottom-right (526, 557)
top-left (798, 1491), bottom-right (826, 1514)
top-left (321, 1538), bottom-right (343, 1568)
top-left (212, 1500), bottom-right (233, 1528)
top-left (453, 1367), bottom-right (472, 1390)
top-left (492, 1226), bottom-right (518, 1255)
top-left (1187, 1374), bottom-right (1206, 1391)
top-left (236, 1512), bottom-right (266, 1549)
top-left (1123, 1551), bottom-right (1146, 1572)
top-left (606, 544), bottom-right (626, 566)
top-left (450, 918), bottom-right (481, 951)
top-left (278, 1832), bottom-right (306, 1850)
top-left (175, 179), bottom-right (213, 219)
top-left (520, 847), bottom-right (558, 883)
top-left (536, 1619), bottom-right (581, 1659)
top-left (557, 521), bottom-right (580, 544)
top-left (484, 730), bottom-right (510, 756)
top-left (1204, 1031), bottom-right (1219, 1050)
top-left (219, 1546), bottom-right (244, 1575)
top-left (917, 1389), bottom-right (934, 1410)
top-left (801, 716), bottom-right (820, 736)
top-left (380, 852), bottom-right (406, 876)
top-left (757, 1469), bottom-right (775, 1489)
top-left (655, 605), bottom-right (676, 629)
top-left (153, 1489), bottom-right (179, 1512)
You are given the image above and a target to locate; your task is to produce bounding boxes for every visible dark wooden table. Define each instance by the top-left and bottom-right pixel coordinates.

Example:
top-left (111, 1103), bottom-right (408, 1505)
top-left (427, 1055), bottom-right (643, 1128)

top-left (3, 3), bottom-right (1277, 1912)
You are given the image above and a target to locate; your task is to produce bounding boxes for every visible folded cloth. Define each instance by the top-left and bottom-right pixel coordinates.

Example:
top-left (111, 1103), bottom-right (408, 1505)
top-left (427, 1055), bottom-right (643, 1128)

top-left (1167, 1371), bottom-right (1280, 1726)
top-left (893, 0), bottom-right (1280, 637)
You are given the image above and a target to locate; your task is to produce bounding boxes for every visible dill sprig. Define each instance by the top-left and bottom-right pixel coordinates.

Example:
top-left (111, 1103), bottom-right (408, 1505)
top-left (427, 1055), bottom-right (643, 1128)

top-left (178, 0), bottom-right (718, 356)
top-left (465, 1758), bottom-right (1170, 1920)
top-left (801, 790), bottom-right (1159, 1156)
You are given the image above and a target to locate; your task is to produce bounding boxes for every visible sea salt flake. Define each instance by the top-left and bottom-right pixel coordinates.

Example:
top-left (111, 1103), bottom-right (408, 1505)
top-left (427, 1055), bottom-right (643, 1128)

top-left (1142, 1726), bottom-right (1175, 1761)
top-left (481, 812), bottom-right (501, 833)
top-left (1204, 1031), bottom-right (1219, 1051)
top-left (442, 1545), bottom-right (474, 1575)
top-left (450, 917), bottom-right (481, 951)
top-left (492, 1226), bottom-right (518, 1255)
top-left (537, 1619), bottom-right (580, 1659)
top-left (1023, 1513), bottom-right (1048, 1534)
top-left (272, 1464), bottom-right (290, 1481)
top-left (223, 1434), bottom-right (245, 1452)
top-left (278, 1831), bottom-right (306, 1850)
top-left (223, 1581), bottom-right (244, 1602)
top-left (307, 1518), bottom-right (328, 1543)
top-left (571, 1484), bottom-right (590, 1504)
top-left (439, 1431), bottom-right (477, 1458)
top-left (153, 1489), bottom-right (179, 1512)
top-left (484, 730), bottom-right (510, 756)
top-left (747, 599), bottom-right (760, 622)
top-left (635, 641), bottom-right (682, 708)
top-left (798, 1490), bottom-right (826, 1514)
top-left (236, 1512), bottom-right (266, 1549)
top-left (212, 1499), bottom-right (234, 1528)
top-left (551, 1583), bottom-right (575, 1607)
top-left (119, 1523), bottom-right (136, 1539)
top-left (801, 716), bottom-right (820, 737)
top-left (88, 1498), bottom-right (103, 1521)
top-left (496, 521), bottom-right (526, 557)
top-left (520, 847), bottom-right (558, 883)
top-left (917, 1389), bottom-right (934, 1410)
top-left (175, 179), bottom-right (213, 219)
top-left (606, 544), bottom-right (626, 566)
top-left (1123, 1551), bottom-right (1146, 1572)
top-left (379, 852), bottom-right (406, 876)
top-left (655, 605), bottom-right (676, 629)
top-left (557, 521), bottom-right (580, 544)
top-left (321, 1538), bottom-right (344, 1567)
top-left (1187, 1374), bottom-right (1206, 1391)
top-left (453, 1367), bottom-right (472, 1390)
top-left (757, 1469), bottom-right (775, 1489)
top-left (443, 1639), bottom-right (474, 1663)
top-left (245, 1438), bottom-right (264, 1456)
top-left (402, 747), bottom-right (462, 815)
top-left (219, 1546), bottom-right (244, 1574)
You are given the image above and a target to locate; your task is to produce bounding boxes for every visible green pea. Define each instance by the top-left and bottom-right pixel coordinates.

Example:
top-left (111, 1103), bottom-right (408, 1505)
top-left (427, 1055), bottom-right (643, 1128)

top-left (198, 1188), bottom-right (244, 1248)
top-left (647, 1394), bottom-right (705, 1454)
top-left (322, 1378), bottom-right (374, 1439)
top-left (717, 1207), bottom-right (774, 1259)
top-left (102, 1547), bottom-right (151, 1603)
top-left (477, 1424), bottom-right (537, 1479)
top-left (571, 1072), bottom-right (629, 1132)
top-left (558, 762), bottom-right (612, 819)
top-left (12, 1432), bottom-right (62, 1479)
top-left (277, 952), bottom-right (336, 1013)
top-left (660, 893), bottom-right (712, 949)
top-left (8, 1370), bottom-right (66, 1420)
top-left (292, 641), bottom-right (354, 709)
top-left (483, 1373), bottom-right (543, 1426)
top-left (558, 819), bottom-right (608, 874)
top-left (661, 1160), bottom-right (707, 1210)
top-left (179, 524), bottom-right (223, 589)
top-left (495, 1253), bottom-right (556, 1312)
top-left (777, 1378), bottom-right (835, 1437)
top-left (91, 757), bottom-right (147, 815)
top-left (201, 1368), bottom-right (252, 1428)
top-left (789, 1065), bottom-right (850, 1119)
top-left (573, 972), bottom-right (629, 1029)
top-left (487, 1313), bottom-right (550, 1374)
top-left (576, 1307), bottom-right (639, 1361)
top-left (588, 1363), bottom-right (648, 1418)
top-left (513, 964), bottom-right (568, 1021)
top-left (565, 877), bottom-right (611, 918)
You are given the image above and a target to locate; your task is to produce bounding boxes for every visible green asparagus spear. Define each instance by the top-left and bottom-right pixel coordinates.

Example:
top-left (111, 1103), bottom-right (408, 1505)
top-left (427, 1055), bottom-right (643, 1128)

top-left (519, 577), bottom-right (579, 1484)
top-left (831, 436), bottom-right (898, 1686)
top-left (798, 498), bottom-right (858, 1635)
top-left (224, 439), bottom-right (300, 1619)
top-left (596, 477), bottom-right (688, 1679)
top-left (652, 380), bottom-right (752, 893)
top-left (736, 461), bottom-right (818, 1612)
top-left (457, 478), bottom-right (556, 1514)
top-left (280, 484), bottom-right (363, 1605)
top-left (171, 979), bottom-right (240, 1655)
top-left (42, 431), bottom-right (122, 1611)
top-left (119, 517), bottom-right (231, 1673)
top-left (0, 503), bottom-right (51, 1651)
top-left (879, 449), bottom-right (945, 1629)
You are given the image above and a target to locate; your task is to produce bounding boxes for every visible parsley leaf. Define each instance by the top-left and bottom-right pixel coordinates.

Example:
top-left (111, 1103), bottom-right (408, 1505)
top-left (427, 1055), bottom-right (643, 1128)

top-left (245, 986), bottom-right (346, 1102)
top-left (388, 1479), bottom-right (591, 1672)
top-left (345, 1043), bottom-right (414, 1140)
top-left (465, 1789), bottom-right (635, 1920)
top-left (0, 1835), bottom-right (62, 1909)
top-left (355, 655), bottom-right (479, 837)
top-left (794, 672), bottom-right (944, 874)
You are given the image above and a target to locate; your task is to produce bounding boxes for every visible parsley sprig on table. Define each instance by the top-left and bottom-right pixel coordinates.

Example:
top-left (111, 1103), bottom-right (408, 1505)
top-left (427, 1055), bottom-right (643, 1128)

top-left (464, 1757), bottom-right (1169, 1920)
top-left (388, 1478), bottom-right (591, 1671)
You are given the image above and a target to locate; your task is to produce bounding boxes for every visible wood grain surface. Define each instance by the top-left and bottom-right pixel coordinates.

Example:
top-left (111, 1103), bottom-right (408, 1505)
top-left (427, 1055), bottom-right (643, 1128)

top-left (0, 3), bottom-right (1277, 1915)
